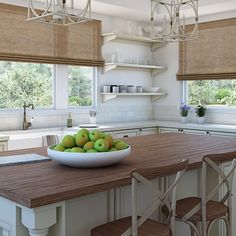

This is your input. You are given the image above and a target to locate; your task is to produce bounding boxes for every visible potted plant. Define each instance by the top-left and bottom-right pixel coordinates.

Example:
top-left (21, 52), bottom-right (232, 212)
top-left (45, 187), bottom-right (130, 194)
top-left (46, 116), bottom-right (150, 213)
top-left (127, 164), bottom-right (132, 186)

top-left (195, 105), bottom-right (206, 123)
top-left (180, 103), bottom-right (190, 123)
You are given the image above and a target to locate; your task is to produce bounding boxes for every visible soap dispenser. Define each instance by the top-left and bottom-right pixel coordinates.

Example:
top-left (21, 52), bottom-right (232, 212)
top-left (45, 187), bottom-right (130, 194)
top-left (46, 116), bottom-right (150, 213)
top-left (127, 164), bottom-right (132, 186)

top-left (67, 112), bottom-right (73, 128)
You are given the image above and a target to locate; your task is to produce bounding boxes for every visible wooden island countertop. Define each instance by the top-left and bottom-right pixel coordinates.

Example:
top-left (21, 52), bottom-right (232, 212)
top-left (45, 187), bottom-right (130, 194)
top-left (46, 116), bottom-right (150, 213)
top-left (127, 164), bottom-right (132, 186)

top-left (0, 133), bottom-right (236, 208)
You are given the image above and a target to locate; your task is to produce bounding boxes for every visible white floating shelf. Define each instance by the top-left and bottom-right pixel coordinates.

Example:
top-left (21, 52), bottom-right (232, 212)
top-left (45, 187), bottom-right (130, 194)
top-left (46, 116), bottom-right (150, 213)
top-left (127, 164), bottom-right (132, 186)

top-left (103, 63), bottom-right (166, 77)
top-left (102, 33), bottom-right (165, 51)
top-left (101, 92), bottom-right (167, 103)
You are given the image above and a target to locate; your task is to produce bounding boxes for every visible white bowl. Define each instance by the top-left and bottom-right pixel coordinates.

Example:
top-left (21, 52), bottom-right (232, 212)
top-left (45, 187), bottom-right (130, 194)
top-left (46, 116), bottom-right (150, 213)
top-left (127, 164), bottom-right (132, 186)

top-left (47, 145), bottom-right (131, 168)
top-left (143, 87), bottom-right (160, 93)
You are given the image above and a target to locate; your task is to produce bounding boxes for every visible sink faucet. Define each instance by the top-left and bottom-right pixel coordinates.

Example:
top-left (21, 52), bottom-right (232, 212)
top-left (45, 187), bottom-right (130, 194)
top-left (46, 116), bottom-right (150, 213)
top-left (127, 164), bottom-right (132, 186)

top-left (23, 102), bottom-right (34, 130)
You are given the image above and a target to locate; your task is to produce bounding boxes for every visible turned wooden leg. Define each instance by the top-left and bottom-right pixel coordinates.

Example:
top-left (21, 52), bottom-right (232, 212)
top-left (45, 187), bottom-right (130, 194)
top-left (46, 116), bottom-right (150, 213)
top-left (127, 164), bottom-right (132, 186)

top-left (28, 228), bottom-right (49, 236)
top-left (21, 204), bottom-right (58, 236)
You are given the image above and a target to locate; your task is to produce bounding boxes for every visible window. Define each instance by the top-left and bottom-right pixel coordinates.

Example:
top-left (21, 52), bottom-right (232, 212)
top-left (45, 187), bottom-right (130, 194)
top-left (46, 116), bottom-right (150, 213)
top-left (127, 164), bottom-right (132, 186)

top-left (0, 62), bottom-right (96, 110)
top-left (68, 66), bottom-right (94, 107)
top-left (0, 61), bottom-right (53, 109)
top-left (186, 80), bottom-right (236, 106)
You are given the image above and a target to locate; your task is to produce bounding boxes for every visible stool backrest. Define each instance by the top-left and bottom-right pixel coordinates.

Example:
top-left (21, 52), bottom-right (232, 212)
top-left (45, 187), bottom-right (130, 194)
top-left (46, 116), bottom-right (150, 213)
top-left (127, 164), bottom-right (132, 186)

top-left (121, 159), bottom-right (189, 236)
top-left (181, 152), bottom-right (236, 229)
top-left (42, 135), bottom-right (59, 147)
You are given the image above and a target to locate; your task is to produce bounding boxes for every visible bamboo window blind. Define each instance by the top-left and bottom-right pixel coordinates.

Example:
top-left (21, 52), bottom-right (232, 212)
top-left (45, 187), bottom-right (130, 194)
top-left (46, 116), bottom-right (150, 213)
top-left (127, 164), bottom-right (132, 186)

top-left (0, 3), bottom-right (104, 67)
top-left (177, 18), bottom-right (236, 80)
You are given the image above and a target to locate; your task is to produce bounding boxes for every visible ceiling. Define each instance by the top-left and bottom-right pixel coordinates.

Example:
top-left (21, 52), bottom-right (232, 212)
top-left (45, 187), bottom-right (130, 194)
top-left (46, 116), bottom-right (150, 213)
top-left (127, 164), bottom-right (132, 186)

top-left (89, 0), bottom-right (236, 21)
top-left (3, 0), bottom-right (236, 22)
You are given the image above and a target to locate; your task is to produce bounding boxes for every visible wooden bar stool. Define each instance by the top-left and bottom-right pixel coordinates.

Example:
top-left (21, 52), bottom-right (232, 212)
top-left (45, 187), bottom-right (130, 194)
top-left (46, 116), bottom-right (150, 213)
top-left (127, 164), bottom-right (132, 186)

top-left (91, 159), bottom-right (188, 236)
top-left (42, 135), bottom-right (59, 147)
top-left (174, 152), bottom-right (236, 236)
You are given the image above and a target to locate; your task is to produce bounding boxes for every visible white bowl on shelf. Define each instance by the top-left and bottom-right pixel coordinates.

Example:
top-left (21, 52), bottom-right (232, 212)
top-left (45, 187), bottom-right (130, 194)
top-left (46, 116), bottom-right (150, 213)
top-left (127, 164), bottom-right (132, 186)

top-left (143, 87), bottom-right (160, 93)
top-left (47, 145), bottom-right (131, 168)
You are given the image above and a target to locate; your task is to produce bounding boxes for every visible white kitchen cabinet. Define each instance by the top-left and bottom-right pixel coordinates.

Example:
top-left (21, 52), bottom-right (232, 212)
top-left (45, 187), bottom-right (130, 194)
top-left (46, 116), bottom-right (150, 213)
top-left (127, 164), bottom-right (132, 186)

top-left (139, 127), bottom-right (158, 135)
top-left (204, 131), bottom-right (236, 138)
top-left (113, 129), bottom-right (139, 139)
top-left (0, 141), bottom-right (8, 151)
top-left (159, 127), bottom-right (206, 135)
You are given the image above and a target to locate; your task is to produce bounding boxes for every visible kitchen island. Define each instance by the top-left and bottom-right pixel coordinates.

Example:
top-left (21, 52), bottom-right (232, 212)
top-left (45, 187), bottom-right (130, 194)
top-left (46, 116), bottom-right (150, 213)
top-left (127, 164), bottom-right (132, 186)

top-left (0, 133), bottom-right (236, 236)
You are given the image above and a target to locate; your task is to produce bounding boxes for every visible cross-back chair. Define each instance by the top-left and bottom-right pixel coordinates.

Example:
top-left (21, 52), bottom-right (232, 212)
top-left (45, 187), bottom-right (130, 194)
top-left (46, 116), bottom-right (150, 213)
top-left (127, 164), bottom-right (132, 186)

top-left (174, 152), bottom-right (236, 236)
top-left (42, 135), bottom-right (59, 147)
top-left (91, 159), bottom-right (188, 236)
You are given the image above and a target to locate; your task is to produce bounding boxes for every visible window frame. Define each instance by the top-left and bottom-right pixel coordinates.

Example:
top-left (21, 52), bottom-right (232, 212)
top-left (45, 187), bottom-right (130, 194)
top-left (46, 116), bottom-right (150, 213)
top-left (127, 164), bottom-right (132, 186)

top-left (0, 62), bottom-right (97, 114)
top-left (182, 80), bottom-right (236, 112)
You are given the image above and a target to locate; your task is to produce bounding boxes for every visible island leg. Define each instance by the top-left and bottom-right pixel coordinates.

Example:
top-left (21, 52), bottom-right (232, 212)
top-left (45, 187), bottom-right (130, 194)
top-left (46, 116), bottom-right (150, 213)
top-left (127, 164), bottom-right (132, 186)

top-left (21, 203), bottom-right (62, 236)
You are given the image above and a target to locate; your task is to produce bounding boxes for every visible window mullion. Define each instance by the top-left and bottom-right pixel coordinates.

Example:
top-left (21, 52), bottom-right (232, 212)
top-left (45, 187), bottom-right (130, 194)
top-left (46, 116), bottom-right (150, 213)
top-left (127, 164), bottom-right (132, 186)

top-left (55, 64), bottom-right (69, 109)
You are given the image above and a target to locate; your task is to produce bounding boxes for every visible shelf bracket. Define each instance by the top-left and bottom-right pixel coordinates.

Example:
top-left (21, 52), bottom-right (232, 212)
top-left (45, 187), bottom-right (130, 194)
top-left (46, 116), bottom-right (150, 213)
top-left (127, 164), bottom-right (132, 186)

top-left (102, 34), bottom-right (117, 45)
top-left (151, 67), bottom-right (167, 77)
top-left (151, 93), bottom-right (167, 102)
top-left (103, 64), bottom-right (117, 74)
top-left (151, 42), bottom-right (166, 52)
top-left (102, 94), bottom-right (117, 102)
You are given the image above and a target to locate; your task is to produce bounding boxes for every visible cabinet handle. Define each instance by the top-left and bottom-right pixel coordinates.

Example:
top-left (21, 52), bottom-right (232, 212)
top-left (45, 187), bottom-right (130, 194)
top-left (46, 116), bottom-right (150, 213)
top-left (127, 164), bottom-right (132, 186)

top-left (123, 135), bottom-right (129, 138)
top-left (206, 131), bottom-right (211, 136)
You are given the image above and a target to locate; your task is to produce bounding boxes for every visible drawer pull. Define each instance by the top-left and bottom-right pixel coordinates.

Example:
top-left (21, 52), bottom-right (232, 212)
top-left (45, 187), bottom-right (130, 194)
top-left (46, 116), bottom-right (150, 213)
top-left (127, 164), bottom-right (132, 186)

top-left (123, 135), bottom-right (129, 138)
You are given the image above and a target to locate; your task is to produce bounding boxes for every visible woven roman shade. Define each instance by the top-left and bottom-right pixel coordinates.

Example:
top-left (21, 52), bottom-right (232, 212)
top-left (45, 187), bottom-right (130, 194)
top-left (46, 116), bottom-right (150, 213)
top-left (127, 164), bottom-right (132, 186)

top-left (177, 18), bottom-right (236, 80)
top-left (0, 3), bottom-right (104, 66)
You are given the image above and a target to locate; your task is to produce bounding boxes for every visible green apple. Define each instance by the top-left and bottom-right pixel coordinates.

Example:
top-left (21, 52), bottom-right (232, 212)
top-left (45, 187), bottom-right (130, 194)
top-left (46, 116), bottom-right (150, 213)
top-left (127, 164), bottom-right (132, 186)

top-left (99, 132), bottom-right (106, 138)
top-left (109, 147), bottom-right (117, 152)
top-left (64, 148), bottom-right (71, 152)
top-left (87, 149), bottom-right (98, 153)
top-left (53, 144), bottom-right (65, 152)
top-left (94, 138), bottom-right (109, 152)
top-left (114, 141), bottom-right (129, 150)
top-left (104, 134), bottom-right (113, 148)
top-left (113, 139), bottom-right (123, 147)
top-left (75, 133), bottom-right (89, 147)
top-left (62, 135), bottom-right (75, 148)
top-left (89, 130), bottom-right (101, 142)
top-left (71, 147), bottom-right (85, 153)
top-left (77, 128), bottom-right (89, 136)
top-left (83, 141), bottom-right (95, 152)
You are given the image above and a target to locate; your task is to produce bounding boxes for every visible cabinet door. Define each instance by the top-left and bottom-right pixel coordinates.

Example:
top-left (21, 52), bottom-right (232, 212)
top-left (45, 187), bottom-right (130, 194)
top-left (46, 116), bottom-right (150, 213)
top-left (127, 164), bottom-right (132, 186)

top-left (182, 129), bottom-right (206, 135)
top-left (205, 131), bottom-right (236, 138)
top-left (113, 129), bottom-right (139, 139)
top-left (159, 127), bottom-right (183, 133)
top-left (0, 142), bottom-right (8, 151)
top-left (159, 127), bottom-right (205, 135)
top-left (139, 128), bottom-right (157, 136)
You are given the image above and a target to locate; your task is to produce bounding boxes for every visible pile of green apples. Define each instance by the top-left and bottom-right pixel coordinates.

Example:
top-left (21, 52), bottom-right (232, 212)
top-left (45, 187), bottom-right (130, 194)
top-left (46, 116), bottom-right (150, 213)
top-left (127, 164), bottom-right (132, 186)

top-left (53, 129), bottom-right (129, 153)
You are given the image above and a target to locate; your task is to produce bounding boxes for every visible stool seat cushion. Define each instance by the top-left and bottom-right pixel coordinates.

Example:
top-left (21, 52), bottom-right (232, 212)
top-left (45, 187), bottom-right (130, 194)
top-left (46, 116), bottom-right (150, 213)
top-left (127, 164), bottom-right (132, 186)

top-left (91, 216), bottom-right (170, 236)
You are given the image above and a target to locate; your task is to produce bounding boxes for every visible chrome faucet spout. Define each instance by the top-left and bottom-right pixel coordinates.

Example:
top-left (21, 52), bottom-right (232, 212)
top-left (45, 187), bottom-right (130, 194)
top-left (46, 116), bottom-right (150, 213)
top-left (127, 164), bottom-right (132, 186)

top-left (23, 103), bottom-right (34, 130)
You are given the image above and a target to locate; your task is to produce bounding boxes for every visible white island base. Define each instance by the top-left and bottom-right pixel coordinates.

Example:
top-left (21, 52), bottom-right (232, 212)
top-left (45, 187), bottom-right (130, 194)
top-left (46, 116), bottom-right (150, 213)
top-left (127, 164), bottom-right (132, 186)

top-left (0, 167), bottom-right (228, 236)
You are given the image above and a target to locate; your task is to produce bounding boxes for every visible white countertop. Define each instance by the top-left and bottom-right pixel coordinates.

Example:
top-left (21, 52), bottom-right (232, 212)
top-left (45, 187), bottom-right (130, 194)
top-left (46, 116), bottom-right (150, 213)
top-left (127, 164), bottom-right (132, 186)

top-left (1, 120), bottom-right (236, 141)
